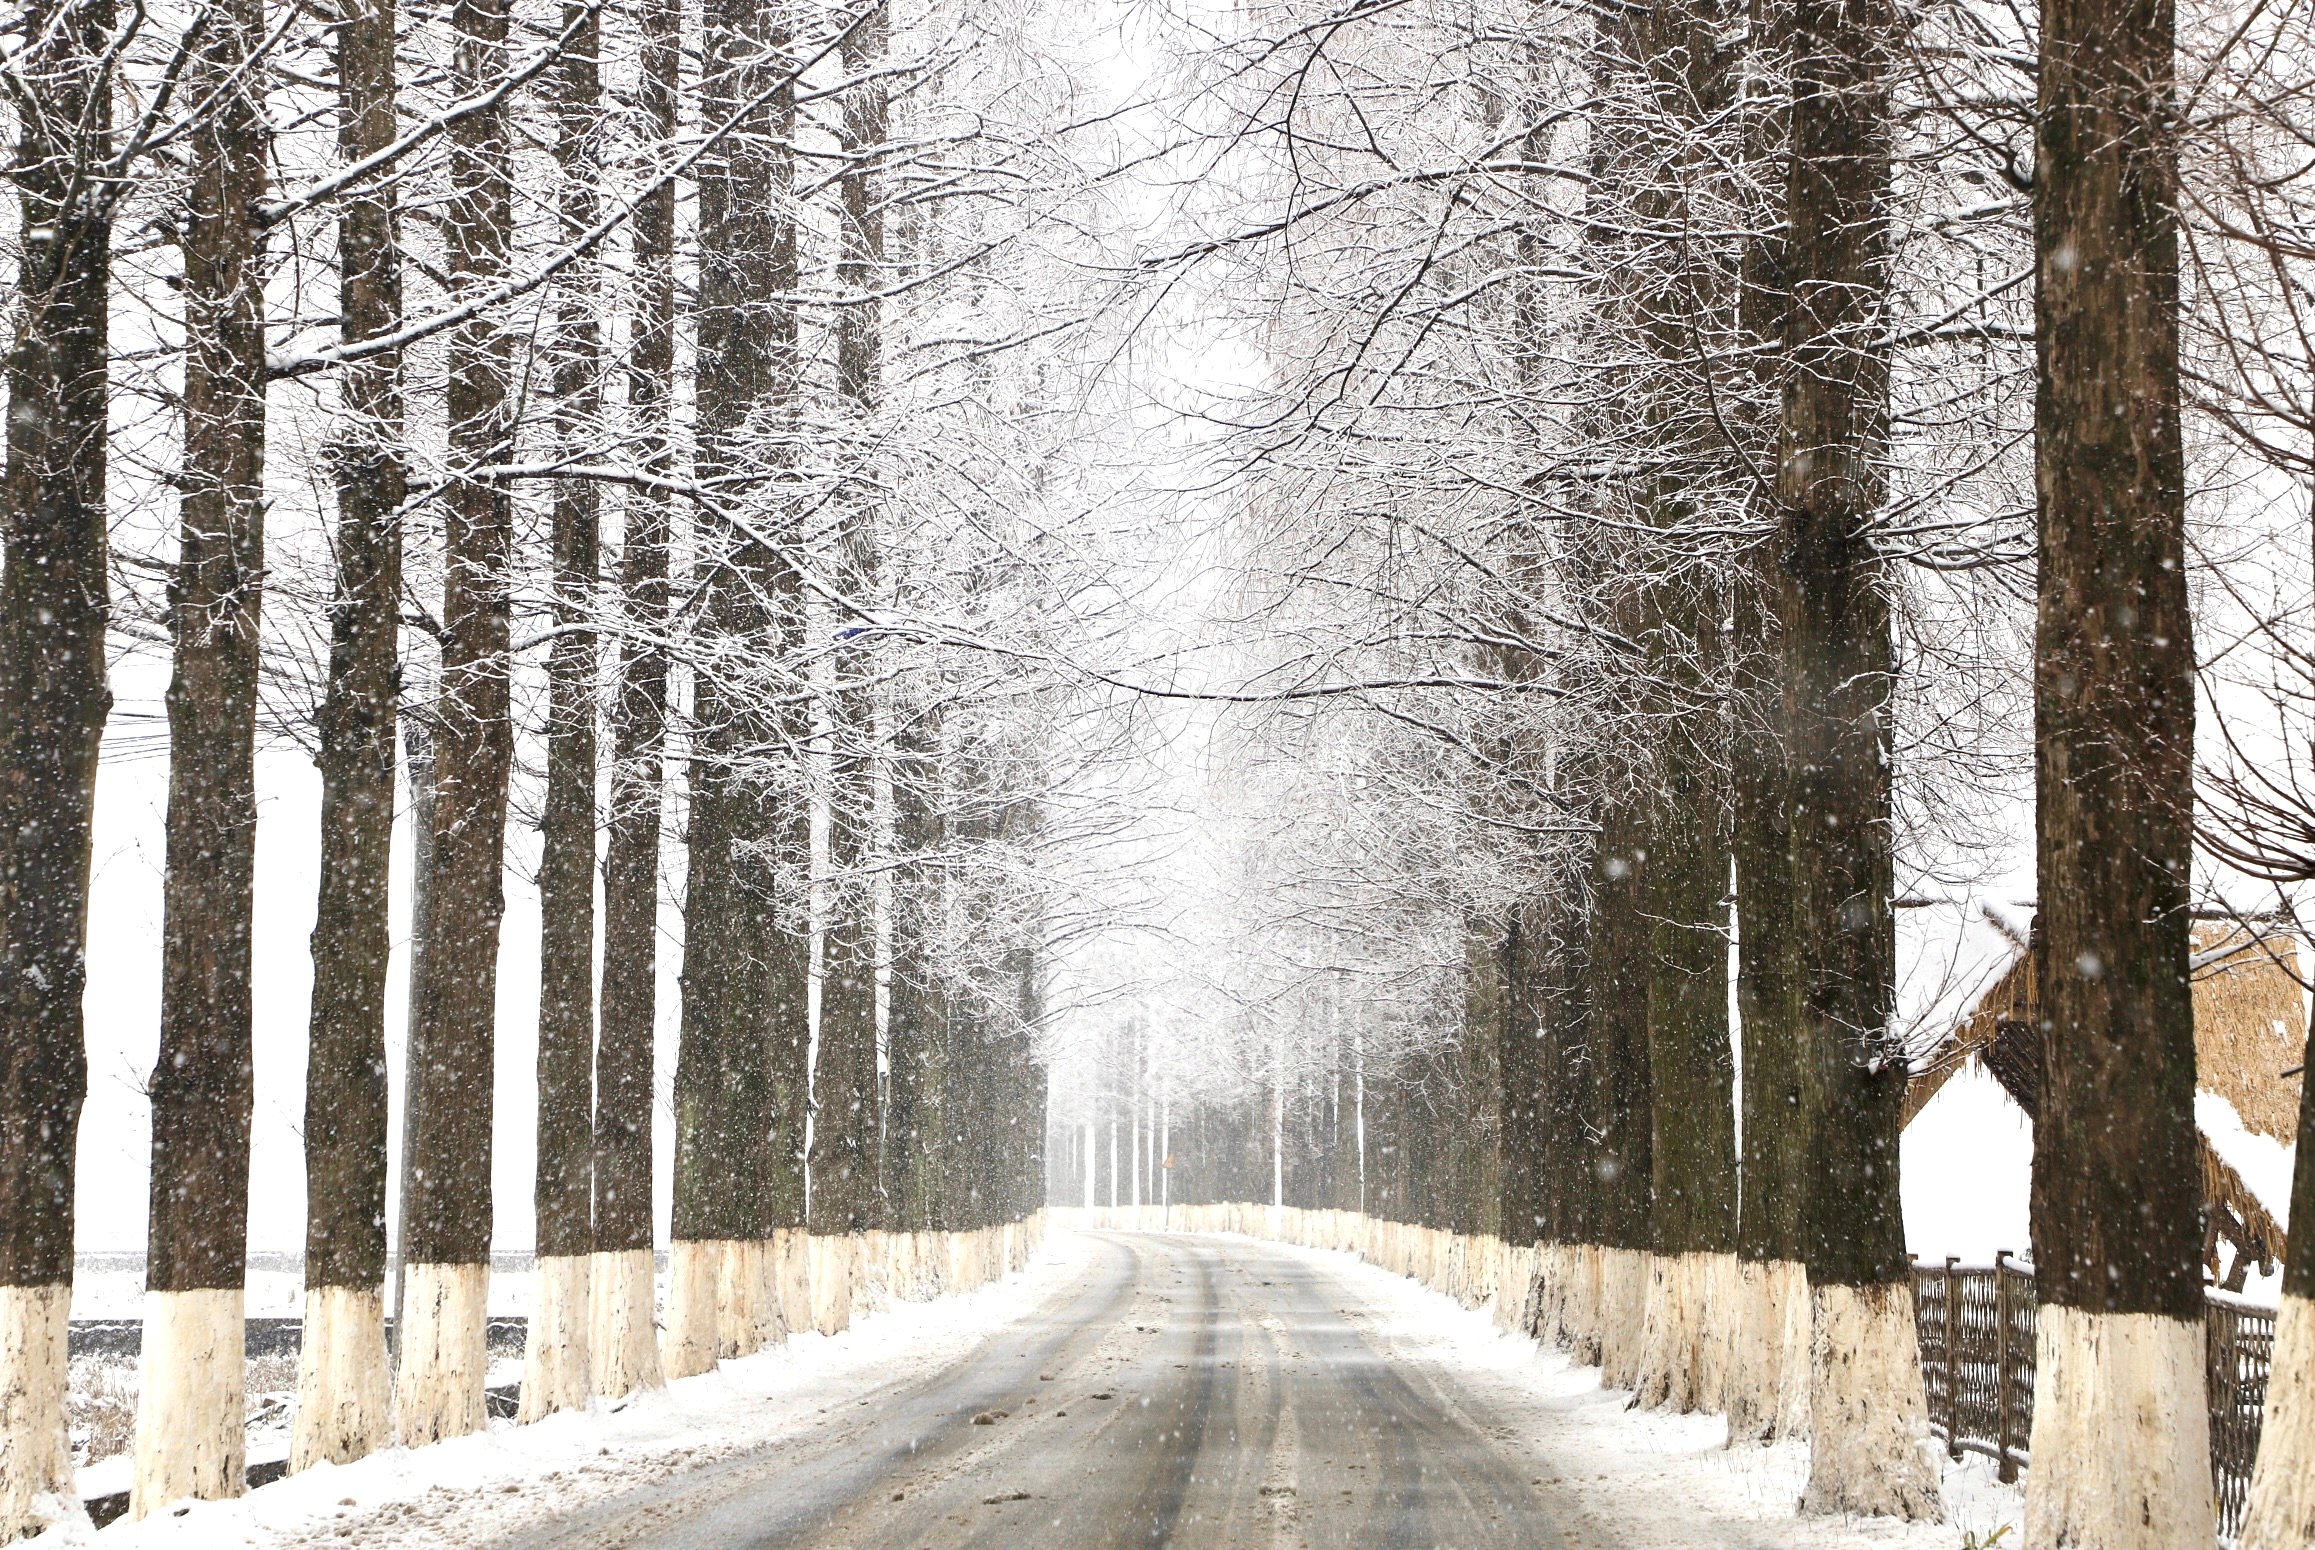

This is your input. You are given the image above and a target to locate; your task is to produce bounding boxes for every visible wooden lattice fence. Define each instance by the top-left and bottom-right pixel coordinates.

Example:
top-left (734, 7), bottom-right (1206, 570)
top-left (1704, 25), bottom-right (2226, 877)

top-left (1912, 1255), bottom-right (2276, 1538)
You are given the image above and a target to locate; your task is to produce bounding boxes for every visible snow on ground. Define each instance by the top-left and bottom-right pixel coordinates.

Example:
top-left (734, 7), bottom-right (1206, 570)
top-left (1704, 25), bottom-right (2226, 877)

top-left (1279, 1234), bottom-right (2026, 1550)
top-left (39, 1235), bottom-right (1094, 1548)
top-left (49, 1226), bottom-right (2028, 1549)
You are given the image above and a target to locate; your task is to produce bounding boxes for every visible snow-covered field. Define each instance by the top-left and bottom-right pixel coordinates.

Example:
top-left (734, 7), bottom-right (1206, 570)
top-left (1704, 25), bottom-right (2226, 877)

top-left (45, 1227), bottom-right (2024, 1549)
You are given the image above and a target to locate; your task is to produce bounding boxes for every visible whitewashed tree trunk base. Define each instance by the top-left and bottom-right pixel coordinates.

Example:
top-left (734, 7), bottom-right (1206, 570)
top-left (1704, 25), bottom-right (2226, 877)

top-left (809, 1236), bottom-right (855, 1336)
top-left (1531, 1242), bottom-right (1566, 1345)
top-left (743, 1239), bottom-right (785, 1352)
top-left (715, 1240), bottom-right (754, 1360)
top-left (517, 1254), bottom-right (591, 1422)
top-left (588, 1247), bottom-right (663, 1399)
top-left (1598, 1247), bottom-right (1649, 1391)
top-left (1563, 1243), bottom-right (1604, 1365)
top-left (394, 1262), bottom-right (488, 1447)
top-left (0, 1283), bottom-right (78, 1538)
top-left (131, 1287), bottom-right (247, 1518)
top-left (2241, 1293), bottom-right (2315, 1550)
top-left (291, 1284), bottom-right (389, 1468)
top-left (1773, 1260), bottom-right (1811, 1440)
top-left (775, 1230), bottom-right (813, 1336)
top-left (1633, 1251), bottom-right (1734, 1415)
top-left (663, 1239), bottom-right (722, 1378)
top-left (1802, 1280), bottom-right (1942, 1522)
top-left (1724, 1258), bottom-right (1786, 1443)
top-left (2023, 1304), bottom-right (2212, 1549)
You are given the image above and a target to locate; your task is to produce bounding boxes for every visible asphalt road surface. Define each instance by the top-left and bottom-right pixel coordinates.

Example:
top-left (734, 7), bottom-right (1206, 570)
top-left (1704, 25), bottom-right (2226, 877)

top-left (489, 1230), bottom-right (1568, 1550)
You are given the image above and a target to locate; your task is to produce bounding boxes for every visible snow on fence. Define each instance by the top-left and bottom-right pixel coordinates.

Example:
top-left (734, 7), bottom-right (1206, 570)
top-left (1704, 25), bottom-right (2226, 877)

top-left (1913, 1253), bottom-right (2276, 1537)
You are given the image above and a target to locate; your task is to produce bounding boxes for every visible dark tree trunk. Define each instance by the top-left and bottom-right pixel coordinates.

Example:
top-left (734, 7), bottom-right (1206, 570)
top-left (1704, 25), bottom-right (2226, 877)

top-left (296, 0), bottom-right (404, 1471)
top-left (810, 0), bottom-right (891, 1243)
top-left (399, 0), bottom-right (516, 1442)
top-left (2026, 0), bottom-right (2207, 1525)
top-left (591, 0), bottom-right (673, 1287)
top-left (521, 0), bottom-right (604, 1420)
top-left (533, 0), bottom-right (601, 1275)
top-left (885, 698), bottom-right (948, 1233)
top-left (1587, 794), bottom-right (1653, 1256)
top-left (137, 0), bottom-right (269, 1505)
top-left (1777, 0), bottom-right (1936, 1514)
top-left (1642, 638), bottom-right (1737, 1274)
top-left (0, 0), bottom-right (111, 1526)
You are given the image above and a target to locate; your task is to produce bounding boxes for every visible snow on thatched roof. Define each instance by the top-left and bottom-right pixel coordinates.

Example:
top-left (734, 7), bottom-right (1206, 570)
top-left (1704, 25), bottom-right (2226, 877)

top-left (1901, 919), bottom-right (2304, 1283)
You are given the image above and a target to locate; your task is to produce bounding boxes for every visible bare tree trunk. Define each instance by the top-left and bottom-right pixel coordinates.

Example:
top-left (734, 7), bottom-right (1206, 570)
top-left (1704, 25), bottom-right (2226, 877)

top-left (1775, 0), bottom-right (1937, 1515)
top-left (2025, 0), bottom-right (2208, 1531)
top-left (294, 0), bottom-right (405, 1471)
top-left (1634, 609), bottom-right (1737, 1416)
top-left (0, 0), bottom-right (112, 1530)
top-left (885, 696), bottom-right (948, 1238)
top-left (1723, 0), bottom-right (1808, 1449)
top-left (135, 0), bottom-right (270, 1511)
top-left (397, 0), bottom-right (517, 1443)
top-left (590, 0), bottom-right (676, 1402)
top-left (1585, 790), bottom-right (1653, 1387)
top-left (806, 0), bottom-right (890, 1320)
top-left (522, 0), bottom-right (605, 1420)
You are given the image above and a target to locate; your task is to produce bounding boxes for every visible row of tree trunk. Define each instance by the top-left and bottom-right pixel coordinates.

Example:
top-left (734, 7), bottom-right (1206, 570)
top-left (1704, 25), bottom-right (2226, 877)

top-left (0, 0), bottom-right (1058, 1536)
top-left (1149, 0), bottom-right (2315, 1529)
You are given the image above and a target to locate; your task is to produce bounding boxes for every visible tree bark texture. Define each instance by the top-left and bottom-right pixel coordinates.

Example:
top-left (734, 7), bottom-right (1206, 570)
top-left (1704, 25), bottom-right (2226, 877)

top-left (2028, 0), bottom-right (2202, 1325)
top-left (0, 0), bottom-right (112, 1300)
top-left (533, 0), bottom-right (603, 1270)
top-left (810, 0), bottom-right (891, 1239)
top-left (304, 0), bottom-right (405, 1303)
top-left (1778, 0), bottom-right (1905, 1296)
top-left (596, 0), bottom-right (678, 1264)
top-left (147, 0), bottom-right (269, 1301)
top-left (405, 0), bottom-right (515, 1277)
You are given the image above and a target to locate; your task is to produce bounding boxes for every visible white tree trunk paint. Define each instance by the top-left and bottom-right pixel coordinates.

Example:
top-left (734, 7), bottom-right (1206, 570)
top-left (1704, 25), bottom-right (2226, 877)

top-left (587, 1247), bottom-right (662, 1399)
top-left (2023, 1304), bottom-right (2212, 1549)
top-left (1131, 1110), bottom-right (1142, 1211)
top-left (1724, 1257), bottom-right (1784, 1442)
top-left (0, 1284), bottom-right (77, 1538)
top-left (1704, 1250), bottom-right (1744, 1415)
top-left (1598, 1247), bottom-right (1649, 1391)
top-left (2240, 1293), bottom-right (2315, 1550)
top-left (1633, 1251), bottom-right (1735, 1414)
top-left (1802, 1280), bottom-right (1942, 1522)
top-left (775, 1228), bottom-right (813, 1337)
top-left (395, 1261), bottom-right (488, 1446)
top-left (809, 1234), bottom-right (855, 1335)
top-left (290, 1283), bottom-right (390, 1469)
top-left (716, 1239), bottom-right (754, 1358)
top-left (1774, 1260), bottom-right (1812, 1439)
top-left (130, 1286), bottom-right (246, 1517)
top-left (517, 1254), bottom-right (591, 1422)
top-left (744, 1238), bottom-right (785, 1351)
top-left (1108, 1117), bottom-right (1118, 1209)
top-left (663, 1238), bottom-right (722, 1378)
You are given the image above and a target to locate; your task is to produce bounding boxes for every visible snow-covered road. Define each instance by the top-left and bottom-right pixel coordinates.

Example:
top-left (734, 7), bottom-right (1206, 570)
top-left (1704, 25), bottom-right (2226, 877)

top-left (487, 1229), bottom-right (1564, 1550)
top-left (72, 1227), bottom-right (2020, 1549)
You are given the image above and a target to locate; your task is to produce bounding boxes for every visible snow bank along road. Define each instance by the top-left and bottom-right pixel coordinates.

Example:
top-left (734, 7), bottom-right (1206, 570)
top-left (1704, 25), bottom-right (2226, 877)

top-left (489, 1229), bottom-right (1561, 1550)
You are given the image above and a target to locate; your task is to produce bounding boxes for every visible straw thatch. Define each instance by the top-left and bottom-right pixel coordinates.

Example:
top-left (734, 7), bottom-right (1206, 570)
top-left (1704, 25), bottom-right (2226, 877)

top-left (2189, 925), bottom-right (2306, 1145)
top-left (1903, 920), bottom-right (2299, 1280)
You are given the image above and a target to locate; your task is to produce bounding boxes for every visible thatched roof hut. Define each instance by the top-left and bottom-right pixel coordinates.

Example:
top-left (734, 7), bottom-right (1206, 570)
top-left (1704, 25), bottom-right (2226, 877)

top-left (1902, 918), bottom-right (2302, 1289)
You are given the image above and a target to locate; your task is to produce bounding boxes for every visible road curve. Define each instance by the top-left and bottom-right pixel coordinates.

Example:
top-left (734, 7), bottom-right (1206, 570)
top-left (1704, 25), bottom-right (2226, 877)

top-left (488, 1230), bottom-right (1568, 1550)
